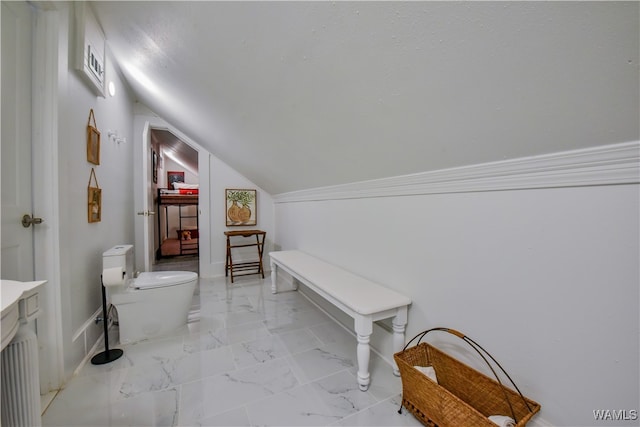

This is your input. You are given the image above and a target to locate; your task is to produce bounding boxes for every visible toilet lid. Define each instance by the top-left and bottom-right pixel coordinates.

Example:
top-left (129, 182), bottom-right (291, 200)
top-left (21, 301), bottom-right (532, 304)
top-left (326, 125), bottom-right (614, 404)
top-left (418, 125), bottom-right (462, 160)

top-left (132, 271), bottom-right (197, 289)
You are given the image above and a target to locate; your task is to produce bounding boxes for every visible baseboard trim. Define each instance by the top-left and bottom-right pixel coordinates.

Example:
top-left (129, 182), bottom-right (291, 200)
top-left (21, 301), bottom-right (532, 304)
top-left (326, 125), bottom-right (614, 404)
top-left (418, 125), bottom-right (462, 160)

top-left (274, 141), bottom-right (639, 203)
top-left (71, 309), bottom-right (117, 378)
top-left (71, 307), bottom-right (102, 344)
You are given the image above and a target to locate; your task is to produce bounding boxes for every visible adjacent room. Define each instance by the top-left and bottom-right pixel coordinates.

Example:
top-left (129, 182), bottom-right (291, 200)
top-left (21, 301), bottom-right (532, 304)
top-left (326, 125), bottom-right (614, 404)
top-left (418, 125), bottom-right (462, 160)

top-left (1, 1), bottom-right (638, 427)
top-left (151, 129), bottom-right (200, 273)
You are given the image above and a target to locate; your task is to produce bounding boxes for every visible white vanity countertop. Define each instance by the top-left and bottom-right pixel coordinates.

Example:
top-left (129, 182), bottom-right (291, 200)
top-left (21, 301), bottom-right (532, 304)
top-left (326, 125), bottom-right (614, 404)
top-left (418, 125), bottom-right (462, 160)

top-left (1, 279), bottom-right (47, 351)
top-left (1, 279), bottom-right (47, 315)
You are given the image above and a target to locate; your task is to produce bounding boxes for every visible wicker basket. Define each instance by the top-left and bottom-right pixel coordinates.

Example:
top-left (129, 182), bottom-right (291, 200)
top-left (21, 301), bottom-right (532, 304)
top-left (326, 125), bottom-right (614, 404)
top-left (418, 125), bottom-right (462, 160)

top-left (394, 328), bottom-right (541, 427)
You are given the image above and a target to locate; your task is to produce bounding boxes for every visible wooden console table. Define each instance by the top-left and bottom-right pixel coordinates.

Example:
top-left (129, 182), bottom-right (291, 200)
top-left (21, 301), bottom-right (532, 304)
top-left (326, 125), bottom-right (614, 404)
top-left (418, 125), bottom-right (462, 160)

top-left (224, 230), bottom-right (266, 283)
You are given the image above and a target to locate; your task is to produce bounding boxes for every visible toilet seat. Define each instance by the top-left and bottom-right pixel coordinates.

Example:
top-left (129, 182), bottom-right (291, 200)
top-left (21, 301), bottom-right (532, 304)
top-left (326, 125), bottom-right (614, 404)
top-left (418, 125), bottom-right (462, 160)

top-left (132, 271), bottom-right (198, 290)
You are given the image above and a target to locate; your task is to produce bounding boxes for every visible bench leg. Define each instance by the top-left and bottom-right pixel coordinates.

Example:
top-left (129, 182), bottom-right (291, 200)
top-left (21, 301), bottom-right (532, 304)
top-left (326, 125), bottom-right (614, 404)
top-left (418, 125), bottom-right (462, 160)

top-left (270, 262), bottom-right (277, 294)
top-left (355, 316), bottom-right (373, 391)
top-left (392, 307), bottom-right (408, 376)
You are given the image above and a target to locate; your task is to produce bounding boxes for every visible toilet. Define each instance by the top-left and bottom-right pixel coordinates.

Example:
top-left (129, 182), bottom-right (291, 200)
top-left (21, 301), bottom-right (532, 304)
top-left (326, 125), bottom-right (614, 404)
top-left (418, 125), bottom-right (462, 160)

top-left (103, 245), bottom-right (197, 344)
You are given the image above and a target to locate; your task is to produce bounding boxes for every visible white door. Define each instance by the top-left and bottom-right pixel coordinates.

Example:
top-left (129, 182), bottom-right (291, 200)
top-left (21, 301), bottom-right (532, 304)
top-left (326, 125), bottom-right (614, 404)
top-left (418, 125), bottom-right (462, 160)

top-left (1, 1), bottom-right (35, 281)
top-left (140, 122), bottom-right (155, 271)
top-left (2, 1), bottom-right (62, 396)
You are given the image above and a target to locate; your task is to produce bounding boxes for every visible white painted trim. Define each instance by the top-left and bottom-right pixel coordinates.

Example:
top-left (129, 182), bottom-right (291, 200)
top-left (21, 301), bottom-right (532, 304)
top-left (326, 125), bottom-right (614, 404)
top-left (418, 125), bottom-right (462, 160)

top-left (198, 150), bottom-right (212, 277)
top-left (72, 322), bottom-right (116, 378)
top-left (71, 307), bottom-right (102, 343)
top-left (71, 306), bottom-right (118, 374)
top-left (274, 141), bottom-right (639, 203)
top-left (32, 5), bottom-right (64, 393)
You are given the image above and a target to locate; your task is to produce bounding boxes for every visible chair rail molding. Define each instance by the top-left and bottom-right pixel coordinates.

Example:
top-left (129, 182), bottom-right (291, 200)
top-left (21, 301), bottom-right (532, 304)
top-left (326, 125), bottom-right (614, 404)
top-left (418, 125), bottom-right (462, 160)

top-left (274, 141), bottom-right (640, 203)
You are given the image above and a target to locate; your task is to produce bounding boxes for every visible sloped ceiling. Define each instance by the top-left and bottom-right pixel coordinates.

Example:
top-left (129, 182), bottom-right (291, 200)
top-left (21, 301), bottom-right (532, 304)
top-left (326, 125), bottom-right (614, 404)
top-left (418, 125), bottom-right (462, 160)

top-left (151, 129), bottom-right (198, 174)
top-left (92, 1), bottom-right (639, 195)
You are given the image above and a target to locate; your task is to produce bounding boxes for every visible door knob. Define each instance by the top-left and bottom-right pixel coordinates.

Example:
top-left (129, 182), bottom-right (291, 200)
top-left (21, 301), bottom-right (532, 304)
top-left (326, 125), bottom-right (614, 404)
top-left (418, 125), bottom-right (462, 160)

top-left (22, 214), bottom-right (43, 228)
top-left (136, 211), bottom-right (156, 216)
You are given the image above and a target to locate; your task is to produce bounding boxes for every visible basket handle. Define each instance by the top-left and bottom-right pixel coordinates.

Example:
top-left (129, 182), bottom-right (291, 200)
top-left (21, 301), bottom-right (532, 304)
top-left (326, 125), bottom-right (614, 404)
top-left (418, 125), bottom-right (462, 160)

top-left (403, 327), bottom-right (534, 423)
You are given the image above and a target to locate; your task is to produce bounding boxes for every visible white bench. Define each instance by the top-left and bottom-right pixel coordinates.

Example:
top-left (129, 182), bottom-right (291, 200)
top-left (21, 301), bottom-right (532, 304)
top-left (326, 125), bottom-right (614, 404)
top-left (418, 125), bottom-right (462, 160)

top-left (269, 250), bottom-right (411, 391)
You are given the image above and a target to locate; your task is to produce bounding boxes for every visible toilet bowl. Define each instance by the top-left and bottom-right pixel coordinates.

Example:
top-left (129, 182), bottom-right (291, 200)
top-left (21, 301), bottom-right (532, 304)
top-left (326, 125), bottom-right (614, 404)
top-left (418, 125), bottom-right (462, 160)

top-left (103, 245), bottom-right (197, 344)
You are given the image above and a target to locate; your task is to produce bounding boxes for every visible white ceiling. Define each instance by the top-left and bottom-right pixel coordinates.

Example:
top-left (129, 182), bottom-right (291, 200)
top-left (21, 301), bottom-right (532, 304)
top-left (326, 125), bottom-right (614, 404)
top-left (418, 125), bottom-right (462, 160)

top-left (150, 129), bottom-right (198, 173)
top-left (92, 1), bottom-right (639, 195)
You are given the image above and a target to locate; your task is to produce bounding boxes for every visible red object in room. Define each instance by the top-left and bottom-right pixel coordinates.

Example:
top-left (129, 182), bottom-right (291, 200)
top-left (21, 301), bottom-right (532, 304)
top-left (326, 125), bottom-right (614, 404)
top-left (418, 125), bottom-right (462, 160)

top-left (179, 188), bottom-right (199, 195)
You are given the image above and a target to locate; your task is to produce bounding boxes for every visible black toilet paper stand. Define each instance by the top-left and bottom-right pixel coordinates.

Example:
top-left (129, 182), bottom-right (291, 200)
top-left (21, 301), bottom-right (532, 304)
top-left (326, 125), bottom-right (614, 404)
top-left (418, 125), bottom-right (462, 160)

top-left (91, 273), bottom-right (123, 365)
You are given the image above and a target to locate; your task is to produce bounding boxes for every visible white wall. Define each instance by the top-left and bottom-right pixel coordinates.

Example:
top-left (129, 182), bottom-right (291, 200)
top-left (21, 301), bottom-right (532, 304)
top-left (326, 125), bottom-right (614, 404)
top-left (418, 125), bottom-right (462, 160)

top-left (273, 145), bottom-right (639, 426)
top-left (161, 157), bottom-right (199, 188)
top-left (207, 156), bottom-right (274, 277)
top-left (56, 3), bottom-right (135, 379)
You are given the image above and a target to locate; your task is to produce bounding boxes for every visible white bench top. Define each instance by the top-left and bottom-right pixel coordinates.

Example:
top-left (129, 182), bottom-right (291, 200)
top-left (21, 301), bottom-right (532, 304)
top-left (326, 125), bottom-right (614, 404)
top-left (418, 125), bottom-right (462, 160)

top-left (270, 250), bottom-right (411, 316)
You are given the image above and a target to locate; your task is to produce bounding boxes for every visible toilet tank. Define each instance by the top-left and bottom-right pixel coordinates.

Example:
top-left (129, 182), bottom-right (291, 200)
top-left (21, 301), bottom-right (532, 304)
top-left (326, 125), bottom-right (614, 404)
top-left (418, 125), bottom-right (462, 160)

top-left (103, 245), bottom-right (135, 280)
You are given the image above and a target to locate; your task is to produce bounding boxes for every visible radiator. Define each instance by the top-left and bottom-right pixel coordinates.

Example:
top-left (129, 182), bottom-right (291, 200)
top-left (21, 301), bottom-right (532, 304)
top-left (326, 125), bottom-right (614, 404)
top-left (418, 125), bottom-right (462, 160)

top-left (1, 327), bottom-right (41, 426)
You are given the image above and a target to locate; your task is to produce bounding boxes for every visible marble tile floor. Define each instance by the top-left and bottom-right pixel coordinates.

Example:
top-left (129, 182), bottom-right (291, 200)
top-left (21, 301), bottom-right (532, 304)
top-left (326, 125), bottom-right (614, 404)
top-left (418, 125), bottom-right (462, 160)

top-left (153, 257), bottom-right (199, 274)
top-left (42, 276), bottom-right (422, 427)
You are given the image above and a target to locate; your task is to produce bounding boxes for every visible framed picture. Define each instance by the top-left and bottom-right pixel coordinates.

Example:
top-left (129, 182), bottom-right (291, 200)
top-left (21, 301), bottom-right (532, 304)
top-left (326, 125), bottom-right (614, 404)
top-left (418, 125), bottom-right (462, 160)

top-left (88, 187), bottom-right (102, 222)
top-left (152, 150), bottom-right (158, 184)
top-left (87, 109), bottom-right (100, 165)
top-left (226, 189), bottom-right (257, 226)
top-left (167, 171), bottom-right (184, 189)
top-left (88, 168), bottom-right (101, 223)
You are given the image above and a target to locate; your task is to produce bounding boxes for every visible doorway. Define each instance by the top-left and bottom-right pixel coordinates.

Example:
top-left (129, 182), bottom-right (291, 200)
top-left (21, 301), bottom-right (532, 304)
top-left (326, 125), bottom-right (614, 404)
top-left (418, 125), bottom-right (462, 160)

top-left (150, 129), bottom-right (199, 273)
top-left (134, 115), bottom-right (211, 277)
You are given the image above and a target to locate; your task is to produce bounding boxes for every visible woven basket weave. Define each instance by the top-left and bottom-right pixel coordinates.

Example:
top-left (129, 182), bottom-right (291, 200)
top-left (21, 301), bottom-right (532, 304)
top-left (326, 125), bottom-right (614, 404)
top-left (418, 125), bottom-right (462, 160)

top-left (394, 328), bottom-right (541, 427)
